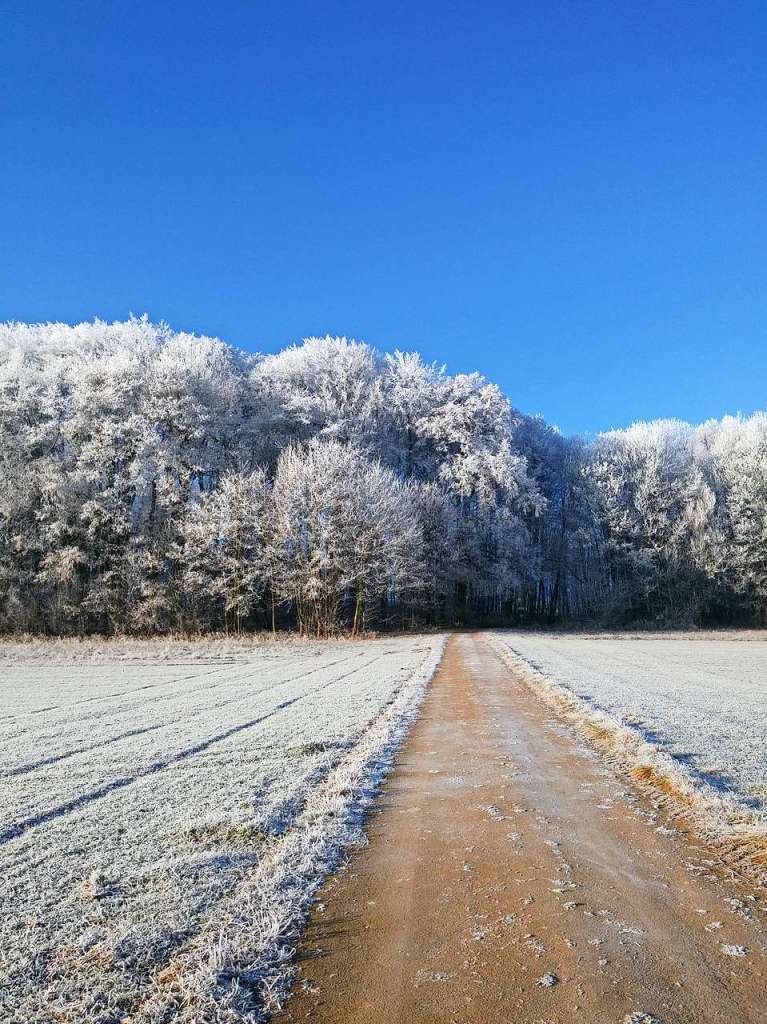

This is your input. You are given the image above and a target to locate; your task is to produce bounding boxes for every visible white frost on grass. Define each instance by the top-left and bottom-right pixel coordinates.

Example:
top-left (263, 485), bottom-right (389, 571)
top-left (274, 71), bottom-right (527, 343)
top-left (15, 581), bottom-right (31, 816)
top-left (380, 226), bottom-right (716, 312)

top-left (494, 632), bottom-right (767, 816)
top-left (489, 633), bottom-right (767, 878)
top-left (0, 633), bottom-right (445, 1023)
top-left (0, 632), bottom-right (323, 667)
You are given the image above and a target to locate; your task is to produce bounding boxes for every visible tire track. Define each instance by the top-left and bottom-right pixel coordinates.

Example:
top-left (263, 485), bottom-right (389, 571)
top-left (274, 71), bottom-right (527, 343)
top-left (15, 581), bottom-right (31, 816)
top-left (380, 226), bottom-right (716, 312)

top-left (1, 651), bottom-right (368, 772)
top-left (0, 663), bottom-right (236, 721)
top-left (0, 653), bottom-right (384, 846)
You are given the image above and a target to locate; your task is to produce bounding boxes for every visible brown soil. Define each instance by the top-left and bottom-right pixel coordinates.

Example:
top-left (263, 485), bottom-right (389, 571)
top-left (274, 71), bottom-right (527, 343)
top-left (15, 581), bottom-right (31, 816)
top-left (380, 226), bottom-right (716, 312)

top-left (281, 633), bottom-right (767, 1024)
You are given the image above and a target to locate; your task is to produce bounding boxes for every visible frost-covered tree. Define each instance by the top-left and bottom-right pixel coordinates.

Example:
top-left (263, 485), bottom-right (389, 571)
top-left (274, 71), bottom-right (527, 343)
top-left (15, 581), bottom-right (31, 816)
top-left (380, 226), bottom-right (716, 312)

top-left (410, 481), bottom-right (458, 623)
top-left (267, 441), bottom-right (421, 635)
top-left (2, 316), bottom-right (765, 633)
top-left (250, 336), bottom-right (383, 456)
top-left (588, 420), bottom-right (716, 622)
top-left (0, 318), bottom-right (256, 633)
top-left (696, 414), bottom-right (767, 621)
top-left (417, 372), bottom-right (544, 617)
top-left (516, 419), bottom-right (605, 620)
top-left (377, 350), bottom-right (444, 478)
top-left (180, 470), bottom-right (269, 633)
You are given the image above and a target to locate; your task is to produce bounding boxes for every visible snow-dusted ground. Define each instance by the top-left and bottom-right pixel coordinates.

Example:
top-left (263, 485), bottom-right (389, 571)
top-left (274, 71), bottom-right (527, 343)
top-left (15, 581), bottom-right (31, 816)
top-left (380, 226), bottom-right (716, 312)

top-left (0, 634), bottom-right (444, 1023)
top-left (496, 632), bottom-right (767, 816)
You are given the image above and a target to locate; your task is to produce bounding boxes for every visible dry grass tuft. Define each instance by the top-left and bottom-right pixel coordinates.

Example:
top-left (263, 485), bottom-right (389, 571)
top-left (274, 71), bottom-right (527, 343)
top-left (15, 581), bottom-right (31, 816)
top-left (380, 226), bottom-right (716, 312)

top-left (726, 834), bottom-right (767, 867)
top-left (154, 962), bottom-right (182, 986)
top-left (582, 722), bottom-right (615, 745)
top-left (79, 867), bottom-right (120, 901)
top-left (629, 763), bottom-right (689, 800)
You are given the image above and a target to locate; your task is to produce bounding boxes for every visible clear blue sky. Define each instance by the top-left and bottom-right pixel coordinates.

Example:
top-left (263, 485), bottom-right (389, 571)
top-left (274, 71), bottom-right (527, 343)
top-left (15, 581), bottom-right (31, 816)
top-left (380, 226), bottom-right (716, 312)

top-left (2, 1), bottom-right (765, 435)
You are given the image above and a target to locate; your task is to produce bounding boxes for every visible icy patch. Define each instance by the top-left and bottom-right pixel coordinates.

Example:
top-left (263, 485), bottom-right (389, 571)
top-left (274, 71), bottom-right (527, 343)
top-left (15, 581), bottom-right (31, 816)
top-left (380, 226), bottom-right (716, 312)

top-left (721, 944), bottom-right (749, 957)
top-left (481, 803), bottom-right (506, 821)
top-left (415, 969), bottom-right (453, 983)
top-left (536, 972), bottom-right (558, 987)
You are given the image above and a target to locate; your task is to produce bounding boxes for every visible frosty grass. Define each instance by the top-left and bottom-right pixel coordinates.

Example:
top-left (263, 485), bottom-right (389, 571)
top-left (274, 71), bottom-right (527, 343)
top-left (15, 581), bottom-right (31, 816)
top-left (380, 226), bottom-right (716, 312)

top-left (0, 634), bottom-right (445, 1022)
top-left (496, 632), bottom-right (767, 819)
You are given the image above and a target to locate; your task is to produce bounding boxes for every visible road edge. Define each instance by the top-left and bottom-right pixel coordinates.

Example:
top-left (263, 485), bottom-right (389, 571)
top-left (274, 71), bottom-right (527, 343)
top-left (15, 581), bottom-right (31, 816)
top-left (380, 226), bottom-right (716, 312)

top-left (487, 632), bottom-right (767, 890)
top-left (129, 634), bottom-right (449, 1024)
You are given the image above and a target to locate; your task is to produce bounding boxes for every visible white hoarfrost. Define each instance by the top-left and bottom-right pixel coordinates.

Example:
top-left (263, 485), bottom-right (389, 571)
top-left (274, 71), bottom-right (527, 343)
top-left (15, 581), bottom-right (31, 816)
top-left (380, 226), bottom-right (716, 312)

top-left (494, 633), bottom-right (767, 821)
top-left (490, 632), bottom-right (767, 886)
top-left (0, 634), bottom-right (445, 1023)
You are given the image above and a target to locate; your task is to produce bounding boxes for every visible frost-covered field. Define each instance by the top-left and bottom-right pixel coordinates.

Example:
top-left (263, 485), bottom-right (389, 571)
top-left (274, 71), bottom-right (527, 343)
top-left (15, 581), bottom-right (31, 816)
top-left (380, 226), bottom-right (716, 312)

top-left (0, 634), bottom-right (444, 1023)
top-left (496, 632), bottom-right (767, 816)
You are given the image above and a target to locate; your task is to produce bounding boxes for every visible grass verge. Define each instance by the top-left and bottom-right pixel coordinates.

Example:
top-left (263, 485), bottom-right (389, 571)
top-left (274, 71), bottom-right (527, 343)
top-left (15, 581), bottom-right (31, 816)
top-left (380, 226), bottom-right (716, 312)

top-left (127, 635), bottom-right (448, 1023)
top-left (487, 633), bottom-right (767, 890)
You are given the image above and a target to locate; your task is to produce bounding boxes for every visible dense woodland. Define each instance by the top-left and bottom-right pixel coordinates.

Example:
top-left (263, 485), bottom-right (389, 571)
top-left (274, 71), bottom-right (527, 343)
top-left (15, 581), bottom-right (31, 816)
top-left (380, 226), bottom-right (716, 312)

top-left (1, 318), bottom-right (766, 635)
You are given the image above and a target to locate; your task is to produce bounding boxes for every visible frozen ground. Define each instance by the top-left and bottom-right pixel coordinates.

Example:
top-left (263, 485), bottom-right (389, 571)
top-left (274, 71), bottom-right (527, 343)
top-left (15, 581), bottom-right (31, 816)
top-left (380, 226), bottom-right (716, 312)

top-left (496, 632), bottom-right (767, 816)
top-left (0, 634), bottom-right (444, 1023)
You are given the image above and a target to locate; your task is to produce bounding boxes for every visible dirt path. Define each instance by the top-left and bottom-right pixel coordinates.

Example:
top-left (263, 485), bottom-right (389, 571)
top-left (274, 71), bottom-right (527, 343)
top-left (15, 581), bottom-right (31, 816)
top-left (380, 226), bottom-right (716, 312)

top-left (282, 633), bottom-right (767, 1024)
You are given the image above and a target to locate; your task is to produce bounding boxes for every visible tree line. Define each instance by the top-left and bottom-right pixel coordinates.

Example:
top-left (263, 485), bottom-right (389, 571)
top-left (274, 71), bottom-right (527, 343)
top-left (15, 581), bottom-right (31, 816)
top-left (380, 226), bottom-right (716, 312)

top-left (1, 318), bottom-right (765, 635)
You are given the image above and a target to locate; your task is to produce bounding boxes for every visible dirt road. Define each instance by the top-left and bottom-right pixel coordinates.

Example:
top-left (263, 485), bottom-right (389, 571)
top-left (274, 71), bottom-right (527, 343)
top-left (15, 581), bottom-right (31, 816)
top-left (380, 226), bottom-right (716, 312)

top-left (282, 633), bottom-right (767, 1024)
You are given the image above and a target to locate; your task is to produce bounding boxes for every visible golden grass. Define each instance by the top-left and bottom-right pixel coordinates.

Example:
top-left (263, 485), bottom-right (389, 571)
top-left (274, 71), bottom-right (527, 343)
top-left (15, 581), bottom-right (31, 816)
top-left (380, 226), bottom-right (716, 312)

top-left (582, 722), bottom-right (615, 745)
top-left (629, 763), bottom-right (690, 800)
top-left (725, 834), bottom-right (767, 868)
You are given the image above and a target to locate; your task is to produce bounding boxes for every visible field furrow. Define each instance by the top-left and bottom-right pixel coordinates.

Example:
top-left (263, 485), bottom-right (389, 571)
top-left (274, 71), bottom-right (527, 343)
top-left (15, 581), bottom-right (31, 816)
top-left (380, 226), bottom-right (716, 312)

top-left (0, 636), bottom-right (444, 1024)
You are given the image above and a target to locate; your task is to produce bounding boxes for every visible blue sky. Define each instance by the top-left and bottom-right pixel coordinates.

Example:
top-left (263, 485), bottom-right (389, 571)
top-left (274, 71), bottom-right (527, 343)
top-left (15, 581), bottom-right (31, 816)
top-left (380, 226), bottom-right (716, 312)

top-left (2, 1), bottom-right (765, 435)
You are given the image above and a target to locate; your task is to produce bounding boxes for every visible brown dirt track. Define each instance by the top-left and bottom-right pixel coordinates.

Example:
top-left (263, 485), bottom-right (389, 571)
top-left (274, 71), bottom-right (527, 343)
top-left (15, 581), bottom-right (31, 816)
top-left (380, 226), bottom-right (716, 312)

top-left (281, 633), bottom-right (767, 1024)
